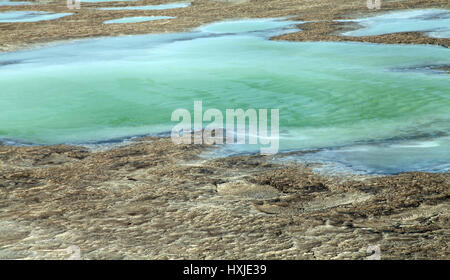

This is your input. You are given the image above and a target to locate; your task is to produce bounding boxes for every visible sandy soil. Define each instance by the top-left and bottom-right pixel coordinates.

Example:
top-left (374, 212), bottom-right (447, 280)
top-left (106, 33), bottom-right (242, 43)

top-left (0, 0), bottom-right (449, 259)
top-left (0, 138), bottom-right (448, 259)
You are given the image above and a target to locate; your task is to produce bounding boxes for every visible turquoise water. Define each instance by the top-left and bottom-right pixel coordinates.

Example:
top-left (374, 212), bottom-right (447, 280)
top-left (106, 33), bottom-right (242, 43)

top-left (340, 9), bottom-right (450, 38)
top-left (0, 11), bottom-right (72, 22)
top-left (294, 137), bottom-right (450, 174)
top-left (0, 1), bottom-right (33, 6)
top-left (97, 2), bottom-right (191, 10)
top-left (104, 16), bottom-right (175, 24)
top-left (0, 18), bottom-right (449, 173)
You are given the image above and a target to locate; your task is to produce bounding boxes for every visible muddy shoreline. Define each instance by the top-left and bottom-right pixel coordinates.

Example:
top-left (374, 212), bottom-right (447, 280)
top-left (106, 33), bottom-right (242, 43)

top-left (0, 0), bottom-right (449, 259)
top-left (0, 0), bottom-right (449, 52)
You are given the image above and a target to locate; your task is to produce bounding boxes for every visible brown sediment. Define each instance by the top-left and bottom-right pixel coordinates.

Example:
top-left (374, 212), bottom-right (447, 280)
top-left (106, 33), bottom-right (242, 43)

top-left (0, 138), bottom-right (448, 259)
top-left (0, 0), bottom-right (449, 52)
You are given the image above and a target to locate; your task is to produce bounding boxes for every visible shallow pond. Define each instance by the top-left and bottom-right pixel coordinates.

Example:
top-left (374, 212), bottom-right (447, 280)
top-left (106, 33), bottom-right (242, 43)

top-left (104, 16), bottom-right (175, 24)
top-left (0, 18), bottom-right (449, 174)
top-left (341, 9), bottom-right (450, 38)
top-left (80, 0), bottom-right (136, 2)
top-left (97, 2), bottom-right (190, 10)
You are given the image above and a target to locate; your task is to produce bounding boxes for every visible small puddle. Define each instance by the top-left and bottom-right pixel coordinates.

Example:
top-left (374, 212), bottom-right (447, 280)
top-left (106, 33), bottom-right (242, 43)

top-left (427, 30), bottom-right (450, 38)
top-left (390, 64), bottom-right (450, 75)
top-left (0, 11), bottom-right (72, 22)
top-left (0, 1), bottom-right (33, 6)
top-left (339, 9), bottom-right (450, 38)
top-left (97, 2), bottom-right (191, 11)
top-left (103, 16), bottom-right (175, 24)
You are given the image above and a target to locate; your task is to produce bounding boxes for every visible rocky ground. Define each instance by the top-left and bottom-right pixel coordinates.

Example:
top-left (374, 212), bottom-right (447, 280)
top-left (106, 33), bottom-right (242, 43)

top-left (0, 0), bottom-right (449, 259)
top-left (0, 138), bottom-right (448, 259)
